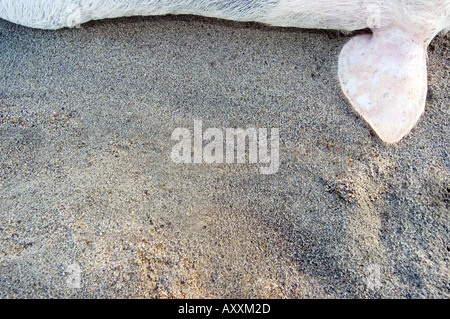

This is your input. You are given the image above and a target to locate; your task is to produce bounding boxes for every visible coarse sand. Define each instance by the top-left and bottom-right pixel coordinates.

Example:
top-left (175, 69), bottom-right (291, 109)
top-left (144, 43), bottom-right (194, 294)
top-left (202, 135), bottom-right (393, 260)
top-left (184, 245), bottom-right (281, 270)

top-left (0, 14), bottom-right (448, 298)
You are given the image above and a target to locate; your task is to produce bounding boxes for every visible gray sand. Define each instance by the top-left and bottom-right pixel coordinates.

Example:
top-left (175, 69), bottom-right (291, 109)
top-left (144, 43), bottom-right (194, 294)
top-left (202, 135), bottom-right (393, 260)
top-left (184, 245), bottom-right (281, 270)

top-left (0, 15), bottom-right (448, 298)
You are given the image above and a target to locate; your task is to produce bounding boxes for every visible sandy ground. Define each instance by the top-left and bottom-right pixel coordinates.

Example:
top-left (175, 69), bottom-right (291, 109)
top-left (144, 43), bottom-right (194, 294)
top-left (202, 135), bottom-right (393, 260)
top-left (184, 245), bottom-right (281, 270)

top-left (0, 14), bottom-right (448, 298)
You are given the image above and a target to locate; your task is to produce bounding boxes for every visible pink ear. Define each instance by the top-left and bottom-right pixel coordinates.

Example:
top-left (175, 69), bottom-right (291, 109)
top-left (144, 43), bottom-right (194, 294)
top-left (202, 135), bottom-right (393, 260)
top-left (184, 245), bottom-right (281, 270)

top-left (338, 27), bottom-right (428, 144)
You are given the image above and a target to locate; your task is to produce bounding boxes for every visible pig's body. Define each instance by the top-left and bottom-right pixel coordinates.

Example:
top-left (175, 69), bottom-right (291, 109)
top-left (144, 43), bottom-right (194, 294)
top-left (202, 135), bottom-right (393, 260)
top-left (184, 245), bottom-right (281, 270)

top-left (1, 0), bottom-right (449, 143)
top-left (0, 0), bottom-right (374, 30)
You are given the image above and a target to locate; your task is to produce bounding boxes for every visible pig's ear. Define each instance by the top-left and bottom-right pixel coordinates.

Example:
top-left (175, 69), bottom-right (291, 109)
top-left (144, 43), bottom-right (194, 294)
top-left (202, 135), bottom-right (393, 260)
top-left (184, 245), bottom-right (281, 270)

top-left (338, 28), bottom-right (428, 144)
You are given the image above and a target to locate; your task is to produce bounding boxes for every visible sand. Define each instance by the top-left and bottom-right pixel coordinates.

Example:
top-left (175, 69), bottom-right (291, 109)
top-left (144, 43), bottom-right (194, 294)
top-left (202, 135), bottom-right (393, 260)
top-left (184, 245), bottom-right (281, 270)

top-left (0, 14), bottom-right (448, 298)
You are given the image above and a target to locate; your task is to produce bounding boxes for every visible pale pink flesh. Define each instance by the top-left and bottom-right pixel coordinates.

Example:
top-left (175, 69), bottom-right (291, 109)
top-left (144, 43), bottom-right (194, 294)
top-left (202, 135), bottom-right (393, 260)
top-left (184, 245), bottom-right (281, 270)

top-left (338, 27), bottom-right (428, 144)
